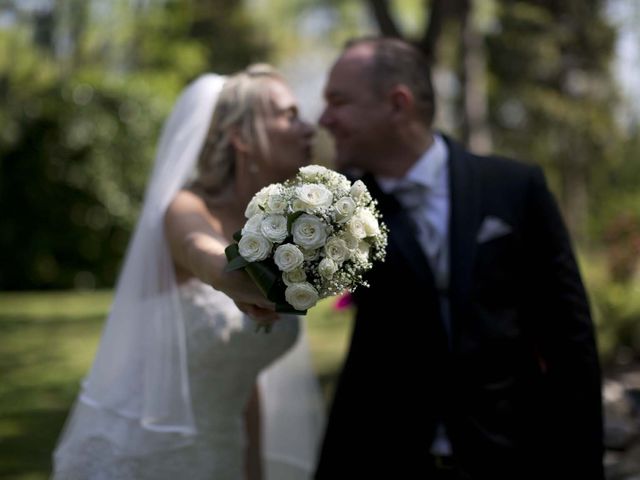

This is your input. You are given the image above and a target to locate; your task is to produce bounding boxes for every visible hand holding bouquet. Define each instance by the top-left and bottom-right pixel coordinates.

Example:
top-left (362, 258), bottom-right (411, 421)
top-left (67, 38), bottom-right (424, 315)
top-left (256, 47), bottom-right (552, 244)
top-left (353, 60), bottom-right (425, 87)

top-left (225, 165), bottom-right (387, 327)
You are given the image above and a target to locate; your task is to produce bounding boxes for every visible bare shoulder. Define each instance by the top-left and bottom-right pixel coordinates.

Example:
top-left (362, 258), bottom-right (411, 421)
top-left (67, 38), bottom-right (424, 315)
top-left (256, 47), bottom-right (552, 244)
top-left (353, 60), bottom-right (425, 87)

top-left (164, 189), bottom-right (219, 236)
top-left (166, 189), bottom-right (208, 216)
top-left (164, 190), bottom-right (226, 281)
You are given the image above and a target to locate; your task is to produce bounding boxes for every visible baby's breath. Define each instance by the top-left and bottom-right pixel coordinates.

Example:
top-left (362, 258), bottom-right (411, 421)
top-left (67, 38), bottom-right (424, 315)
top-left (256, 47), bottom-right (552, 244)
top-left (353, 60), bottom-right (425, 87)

top-left (239, 164), bottom-right (388, 311)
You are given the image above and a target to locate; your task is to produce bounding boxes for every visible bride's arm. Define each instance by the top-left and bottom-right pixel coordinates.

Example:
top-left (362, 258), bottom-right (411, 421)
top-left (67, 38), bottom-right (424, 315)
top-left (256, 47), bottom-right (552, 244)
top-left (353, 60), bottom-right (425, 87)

top-left (244, 383), bottom-right (263, 480)
top-left (164, 190), bottom-right (277, 320)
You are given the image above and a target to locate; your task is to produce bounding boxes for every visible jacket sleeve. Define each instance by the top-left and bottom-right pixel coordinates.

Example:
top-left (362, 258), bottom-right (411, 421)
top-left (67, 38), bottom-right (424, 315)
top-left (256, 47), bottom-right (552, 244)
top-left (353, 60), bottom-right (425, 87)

top-left (523, 165), bottom-right (604, 477)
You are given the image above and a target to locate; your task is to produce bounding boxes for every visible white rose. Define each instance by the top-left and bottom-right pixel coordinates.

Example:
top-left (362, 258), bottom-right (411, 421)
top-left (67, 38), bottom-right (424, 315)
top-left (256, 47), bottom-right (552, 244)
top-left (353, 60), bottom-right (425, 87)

top-left (350, 180), bottom-right (367, 200)
top-left (244, 196), bottom-right (262, 218)
top-left (318, 257), bottom-right (338, 279)
top-left (346, 215), bottom-right (367, 239)
top-left (291, 198), bottom-right (309, 213)
top-left (358, 208), bottom-right (381, 236)
top-left (296, 184), bottom-right (333, 211)
top-left (260, 214), bottom-right (288, 243)
top-left (238, 232), bottom-right (272, 262)
top-left (274, 243), bottom-right (304, 272)
top-left (285, 282), bottom-right (319, 311)
top-left (242, 213), bottom-right (265, 235)
top-left (299, 165), bottom-right (329, 180)
top-left (334, 196), bottom-right (356, 223)
top-left (301, 247), bottom-right (320, 261)
top-left (357, 240), bottom-right (371, 262)
top-left (340, 232), bottom-right (359, 251)
top-left (245, 186), bottom-right (270, 217)
top-left (265, 187), bottom-right (288, 214)
top-left (265, 184), bottom-right (281, 195)
top-left (292, 214), bottom-right (328, 249)
top-left (324, 236), bottom-right (350, 264)
top-left (283, 268), bottom-right (306, 286)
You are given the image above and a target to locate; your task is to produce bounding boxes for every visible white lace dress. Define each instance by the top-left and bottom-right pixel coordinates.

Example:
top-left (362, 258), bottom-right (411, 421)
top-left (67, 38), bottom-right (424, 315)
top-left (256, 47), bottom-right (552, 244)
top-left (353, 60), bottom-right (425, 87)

top-left (52, 278), bottom-right (299, 480)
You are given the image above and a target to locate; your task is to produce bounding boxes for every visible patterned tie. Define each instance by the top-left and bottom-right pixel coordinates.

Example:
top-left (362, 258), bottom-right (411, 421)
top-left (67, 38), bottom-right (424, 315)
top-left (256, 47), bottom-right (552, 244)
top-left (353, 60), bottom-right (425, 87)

top-left (393, 180), bottom-right (447, 289)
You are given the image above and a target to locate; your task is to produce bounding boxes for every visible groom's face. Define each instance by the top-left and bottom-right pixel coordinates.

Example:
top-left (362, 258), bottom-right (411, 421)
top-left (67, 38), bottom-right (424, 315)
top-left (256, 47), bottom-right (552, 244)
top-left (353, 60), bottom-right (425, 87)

top-left (320, 46), bottom-right (393, 173)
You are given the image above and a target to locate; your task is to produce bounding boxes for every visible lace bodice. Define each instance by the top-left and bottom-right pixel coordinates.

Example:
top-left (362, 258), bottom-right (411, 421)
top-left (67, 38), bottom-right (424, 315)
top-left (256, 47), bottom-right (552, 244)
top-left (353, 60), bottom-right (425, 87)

top-left (52, 278), bottom-right (299, 480)
top-left (179, 278), bottom-right (299, 437)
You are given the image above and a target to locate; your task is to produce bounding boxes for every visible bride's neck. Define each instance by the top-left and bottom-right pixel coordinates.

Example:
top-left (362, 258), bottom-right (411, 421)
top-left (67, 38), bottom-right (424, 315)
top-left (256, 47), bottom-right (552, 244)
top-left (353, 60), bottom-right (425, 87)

top-left (195, 169), bottom-right (263, 228)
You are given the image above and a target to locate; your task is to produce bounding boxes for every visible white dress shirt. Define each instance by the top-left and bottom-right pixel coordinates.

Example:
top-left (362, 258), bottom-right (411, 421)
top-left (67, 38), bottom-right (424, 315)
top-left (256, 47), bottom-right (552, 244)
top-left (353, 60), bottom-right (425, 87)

top-left (377, 133), bottom-right (450, 290)
top-left (377, 133), bottom-right (453, 456)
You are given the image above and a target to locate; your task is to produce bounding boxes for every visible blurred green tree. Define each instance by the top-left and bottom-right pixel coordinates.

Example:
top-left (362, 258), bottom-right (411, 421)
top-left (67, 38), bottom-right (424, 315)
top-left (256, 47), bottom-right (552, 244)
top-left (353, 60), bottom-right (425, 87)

top-left (0, 0), bottom-right (268, 289)
top-left (485, 0), bottom-right (621, 241)
top-left (365, 0), bottom-right (623, 241)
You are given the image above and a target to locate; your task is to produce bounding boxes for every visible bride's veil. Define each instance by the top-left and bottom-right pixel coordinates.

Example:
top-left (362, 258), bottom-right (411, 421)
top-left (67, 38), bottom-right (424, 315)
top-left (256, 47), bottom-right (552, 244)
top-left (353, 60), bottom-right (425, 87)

top-left (53, 73), bottom-right (325, 478)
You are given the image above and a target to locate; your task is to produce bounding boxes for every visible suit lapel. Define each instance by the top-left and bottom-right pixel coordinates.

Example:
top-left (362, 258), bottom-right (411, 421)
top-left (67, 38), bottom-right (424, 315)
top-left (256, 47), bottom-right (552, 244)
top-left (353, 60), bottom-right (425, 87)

top-left (446, 137), bottom-right (482, 322)
top-left (361, 174), bottom-right (435, 287)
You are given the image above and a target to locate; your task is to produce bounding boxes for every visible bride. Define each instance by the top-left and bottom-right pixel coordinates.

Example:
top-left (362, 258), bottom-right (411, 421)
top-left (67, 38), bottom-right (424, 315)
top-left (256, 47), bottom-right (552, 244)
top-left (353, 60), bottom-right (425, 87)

top-left (52, 65), bottom-right (325, 480)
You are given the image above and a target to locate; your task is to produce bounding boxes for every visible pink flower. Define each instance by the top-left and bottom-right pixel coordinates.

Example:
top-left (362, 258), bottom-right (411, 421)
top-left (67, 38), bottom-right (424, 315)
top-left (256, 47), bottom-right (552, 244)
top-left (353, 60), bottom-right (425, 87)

top-left (333, 292), bottom-right (353, 310)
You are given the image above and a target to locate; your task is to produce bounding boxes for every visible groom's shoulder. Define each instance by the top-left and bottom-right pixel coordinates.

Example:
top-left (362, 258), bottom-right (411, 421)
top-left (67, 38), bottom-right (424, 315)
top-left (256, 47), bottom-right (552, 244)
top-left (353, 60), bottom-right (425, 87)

top-left (452, 140), bottom-right (541, 184)
top-left (475, 151), bottom-right (540, 181)
top-left (443, 134), bottom-right (543, 191)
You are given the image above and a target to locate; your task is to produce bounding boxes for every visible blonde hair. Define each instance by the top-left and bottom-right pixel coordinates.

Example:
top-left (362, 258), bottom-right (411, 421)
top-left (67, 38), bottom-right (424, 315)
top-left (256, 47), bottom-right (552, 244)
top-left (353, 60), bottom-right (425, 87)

top-left (193, 64), bottom-right (283, 195)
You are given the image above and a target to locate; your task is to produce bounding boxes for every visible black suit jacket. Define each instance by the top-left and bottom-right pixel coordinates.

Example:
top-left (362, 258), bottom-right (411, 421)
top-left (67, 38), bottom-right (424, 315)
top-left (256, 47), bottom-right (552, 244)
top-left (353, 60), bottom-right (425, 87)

top-left (315, 137), bottom-right (604, 479)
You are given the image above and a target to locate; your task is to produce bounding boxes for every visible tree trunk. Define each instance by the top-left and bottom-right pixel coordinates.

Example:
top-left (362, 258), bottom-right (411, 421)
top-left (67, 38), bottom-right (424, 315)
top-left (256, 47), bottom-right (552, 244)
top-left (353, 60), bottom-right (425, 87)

top-left (418, 0), bottom-right (449, 64)
top-left (367, 0), bottom-right (401, 38)
top-left (460, 0), bottom-right (492, 154)
top-left (560, 136), bottom-right (589, 242)
top-left (366, 0), bottom-right (448, 64)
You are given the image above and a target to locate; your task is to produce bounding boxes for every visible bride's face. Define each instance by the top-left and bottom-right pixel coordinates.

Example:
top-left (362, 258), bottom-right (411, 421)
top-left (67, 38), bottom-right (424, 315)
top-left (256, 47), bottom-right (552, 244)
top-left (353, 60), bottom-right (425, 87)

top-left (258, 79), bottom-right (315, 183)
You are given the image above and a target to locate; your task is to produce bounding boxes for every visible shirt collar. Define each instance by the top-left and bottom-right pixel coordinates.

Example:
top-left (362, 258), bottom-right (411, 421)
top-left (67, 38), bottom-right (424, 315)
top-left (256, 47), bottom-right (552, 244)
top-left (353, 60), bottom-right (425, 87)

top-left (377, 134), bottom-right (449, 194)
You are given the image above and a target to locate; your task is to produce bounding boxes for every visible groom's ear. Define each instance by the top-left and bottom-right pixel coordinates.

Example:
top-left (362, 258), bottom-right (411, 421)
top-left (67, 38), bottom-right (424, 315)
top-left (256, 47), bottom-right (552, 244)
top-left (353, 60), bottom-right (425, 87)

top-left (389, 85), bottom-right (414, 119)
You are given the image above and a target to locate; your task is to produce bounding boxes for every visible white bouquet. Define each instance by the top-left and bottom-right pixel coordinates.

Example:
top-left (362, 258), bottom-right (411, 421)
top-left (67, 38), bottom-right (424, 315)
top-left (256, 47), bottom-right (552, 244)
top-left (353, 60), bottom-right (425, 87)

top-left (225, 165), bottom-right (387, 323)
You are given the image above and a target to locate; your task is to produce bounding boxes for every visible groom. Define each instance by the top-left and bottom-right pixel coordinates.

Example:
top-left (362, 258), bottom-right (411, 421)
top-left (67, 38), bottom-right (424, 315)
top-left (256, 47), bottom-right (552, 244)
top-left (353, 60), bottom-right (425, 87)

top-left (314, 37), bottom-right (604, 479)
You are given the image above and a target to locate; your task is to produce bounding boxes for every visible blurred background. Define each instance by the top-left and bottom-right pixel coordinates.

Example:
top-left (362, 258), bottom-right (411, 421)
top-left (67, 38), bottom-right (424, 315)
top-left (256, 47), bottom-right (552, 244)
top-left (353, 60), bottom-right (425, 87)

top-left (1, 0), bottom-right (639, 478)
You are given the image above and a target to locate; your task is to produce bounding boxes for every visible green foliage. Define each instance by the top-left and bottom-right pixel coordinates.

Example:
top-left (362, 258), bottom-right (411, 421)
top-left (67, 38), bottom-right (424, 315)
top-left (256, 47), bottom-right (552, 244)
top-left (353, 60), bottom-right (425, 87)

top-left (0, 290), bottom-right (111, 479)
top-left (485, 0), bottom-right (622, 239)
top-left (0, 35), bottom-right (174, 288)
top-left (582, 253), bottom-right (640, 365)
top-left (247, 0), bottom-right (369, 59)
top-left (600, 211), bottom-right (640, 282)
top-left (0, 291), bottom-right (351, 478)
top-left (593, 280), bottom-right (640, 364)
top-left (589, 125), bottom-right (640, 246)
top-left (0, 0), bottom-right (269, 289)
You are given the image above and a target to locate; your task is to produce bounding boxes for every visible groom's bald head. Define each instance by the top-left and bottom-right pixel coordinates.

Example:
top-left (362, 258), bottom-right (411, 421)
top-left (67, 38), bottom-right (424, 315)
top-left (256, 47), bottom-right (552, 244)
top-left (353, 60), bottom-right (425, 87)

top-left (342, 36), bottom-right (436, 127)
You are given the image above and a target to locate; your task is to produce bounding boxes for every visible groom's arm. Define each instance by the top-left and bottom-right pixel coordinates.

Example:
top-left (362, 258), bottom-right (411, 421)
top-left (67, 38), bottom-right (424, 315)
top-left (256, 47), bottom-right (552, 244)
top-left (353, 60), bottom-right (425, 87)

top-left (523, 166), bottom-right (604, 474)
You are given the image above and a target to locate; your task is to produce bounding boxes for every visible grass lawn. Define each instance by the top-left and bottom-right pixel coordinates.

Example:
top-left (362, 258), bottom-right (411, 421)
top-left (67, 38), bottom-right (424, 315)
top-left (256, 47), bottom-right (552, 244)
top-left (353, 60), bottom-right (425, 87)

top-left (0, 290), bottom-right (352, 480)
